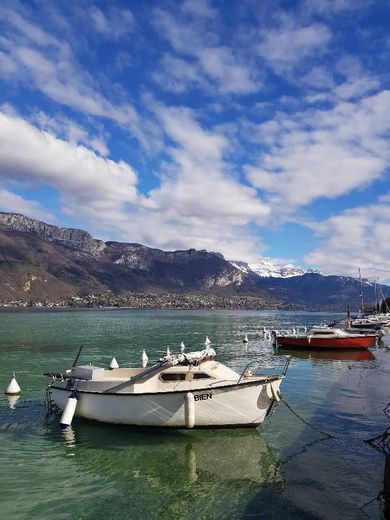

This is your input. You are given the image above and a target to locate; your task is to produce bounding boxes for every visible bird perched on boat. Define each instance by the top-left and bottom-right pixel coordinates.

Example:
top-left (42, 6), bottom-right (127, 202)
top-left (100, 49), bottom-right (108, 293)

top-left (180, 341), bottom-right (185, 353)
top-left (243, 334), bottom-right (249, 343)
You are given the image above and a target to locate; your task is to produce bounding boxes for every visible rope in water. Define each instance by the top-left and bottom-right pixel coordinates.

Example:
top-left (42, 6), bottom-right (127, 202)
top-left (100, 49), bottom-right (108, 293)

top-left (278, 393), bottom-right (335, 439)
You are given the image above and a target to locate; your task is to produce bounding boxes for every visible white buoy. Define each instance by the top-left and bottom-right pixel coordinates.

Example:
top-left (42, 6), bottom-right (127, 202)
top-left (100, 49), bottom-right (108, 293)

top-left (109, 357), bottom-right (119, 369)
top-left (60, 390), bottom-right (78, 430)
top-left (243, 334), bottom-right (249, 343)
top-left (5, 373), bottom-right (21, 395)
top-left (204, 336), bottom-right (211, 347)
top-left (166, 346), bottom-right (171, 357)
top-left (141, 349), bottom-right (148, 368)
top-left (180, 341), bottom-right (185, 353)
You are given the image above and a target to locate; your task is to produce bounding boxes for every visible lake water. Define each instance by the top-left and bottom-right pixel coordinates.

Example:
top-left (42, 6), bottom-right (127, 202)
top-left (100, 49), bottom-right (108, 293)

top-left (0, 309), bottom-right (388, 519)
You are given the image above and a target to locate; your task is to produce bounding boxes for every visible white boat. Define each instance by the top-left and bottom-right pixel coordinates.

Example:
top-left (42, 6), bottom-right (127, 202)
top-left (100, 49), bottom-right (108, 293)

top-left (45, 346), bottom-right (289, 429)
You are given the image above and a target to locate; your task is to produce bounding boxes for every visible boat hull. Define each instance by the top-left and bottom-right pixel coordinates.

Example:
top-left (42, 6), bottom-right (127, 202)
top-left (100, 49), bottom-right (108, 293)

top-left (276, 336), bottom-right (376, 349)
top-left (50, 378), bottom-right (281, 428)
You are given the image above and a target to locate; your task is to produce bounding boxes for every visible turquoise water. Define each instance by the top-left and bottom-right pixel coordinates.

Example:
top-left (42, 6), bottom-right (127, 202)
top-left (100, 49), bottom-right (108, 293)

top-left (0, 309), bottom-right (388, 519)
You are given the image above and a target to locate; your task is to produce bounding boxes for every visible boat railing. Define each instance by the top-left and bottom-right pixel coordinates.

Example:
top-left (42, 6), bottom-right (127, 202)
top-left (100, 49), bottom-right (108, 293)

top-left (237, 355), bottom-right (291, 385)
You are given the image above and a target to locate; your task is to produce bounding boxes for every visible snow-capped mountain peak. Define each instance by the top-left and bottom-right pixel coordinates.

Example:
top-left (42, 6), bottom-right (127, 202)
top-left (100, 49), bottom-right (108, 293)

top-left (230, 257), bottom-right (319, 278)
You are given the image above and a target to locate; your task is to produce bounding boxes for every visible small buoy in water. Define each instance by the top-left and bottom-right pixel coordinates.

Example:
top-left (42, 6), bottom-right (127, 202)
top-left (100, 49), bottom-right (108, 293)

top-left (60, 390), bottom-right (78, 430)
top-left (180, 341), bottom-right (185, 353)
top-left (5, 373), bottom-right (21, 395)
top-left (204, 336), bottom-right (211, 347)
top-left (166, 346), bottom-right (171, 357)
top-left (243, 334), bottom-right (249, 343)
top-left (109, 357), bottom-right (119, 369)
top-left (141, 349), bottom-right (148, 368)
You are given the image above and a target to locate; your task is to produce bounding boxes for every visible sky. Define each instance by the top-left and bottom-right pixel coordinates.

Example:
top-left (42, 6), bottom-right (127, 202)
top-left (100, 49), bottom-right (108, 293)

top-left (0, 0), bottom-right (389, 281)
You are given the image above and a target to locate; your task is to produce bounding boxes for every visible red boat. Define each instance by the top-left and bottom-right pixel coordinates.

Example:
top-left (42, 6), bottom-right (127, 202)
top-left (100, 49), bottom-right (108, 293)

top-left (275, 327), bottom-right (377, 350)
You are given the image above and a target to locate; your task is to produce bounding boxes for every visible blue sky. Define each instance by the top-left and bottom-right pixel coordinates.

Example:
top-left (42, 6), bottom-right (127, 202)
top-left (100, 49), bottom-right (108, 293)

top-left (0, 0), bottom-right (389, 280)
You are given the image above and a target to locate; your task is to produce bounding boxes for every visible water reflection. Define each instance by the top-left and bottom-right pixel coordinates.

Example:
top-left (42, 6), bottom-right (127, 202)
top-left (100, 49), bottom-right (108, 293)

top-left (5, 394), bottom-right (20, 409)
top-left (276, 349), bottom-right (376, 362)
top-left (44, 421), bottom-right (284, 518)
top-left (54, 421), bottom-right (281, 487)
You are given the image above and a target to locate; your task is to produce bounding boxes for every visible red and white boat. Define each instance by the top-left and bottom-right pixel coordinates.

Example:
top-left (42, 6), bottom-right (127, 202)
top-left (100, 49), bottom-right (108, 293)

top-left (275, 327), bottom-right (377, 350)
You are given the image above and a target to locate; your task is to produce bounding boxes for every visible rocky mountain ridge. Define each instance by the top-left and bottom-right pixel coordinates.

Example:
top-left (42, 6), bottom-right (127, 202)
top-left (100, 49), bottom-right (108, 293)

top-left (0, 212), bottom-right (388, 309)
top-left (0, 212), bottom-right (270, 303)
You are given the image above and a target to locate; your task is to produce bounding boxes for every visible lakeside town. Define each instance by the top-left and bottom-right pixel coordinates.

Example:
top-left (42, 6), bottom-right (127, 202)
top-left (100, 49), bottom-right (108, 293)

top-left (0, 292), bottom-right (302, 310)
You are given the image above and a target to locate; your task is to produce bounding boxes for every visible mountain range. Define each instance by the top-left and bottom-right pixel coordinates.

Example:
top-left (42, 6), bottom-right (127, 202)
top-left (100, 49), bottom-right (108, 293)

top-left (0, 212), bottom-right (388, 309)
top-left (230, 259), bottom-right (319, 279)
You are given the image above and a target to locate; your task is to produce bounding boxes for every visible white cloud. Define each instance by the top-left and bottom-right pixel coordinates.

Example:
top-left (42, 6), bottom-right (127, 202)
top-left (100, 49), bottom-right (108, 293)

top-left (301, 66), bottom-right (335, 90)
top-left (305, 201), bottom-right (390, 281)
top-left (32, 111), bottom-right (109, 156)
top-left (152, 7), bottom-right (259, 95)
top-left (258, 23), bottom-right (331, 71)
top-left (0, 5), bottom-right (143, 143)
top-left (89, 6), bottom-right (135, 40)
top-left (197, 47), bottom-right (258, 94)
top-left (0, 107), bottom-right (271, 262)
top-left (0, 189), bottom-right (56, 223)
top-left (119, 106), bottom-right (270, 260)
top-left (246, 90), bottom-right (390, 213)
top-left (181, 0), bottom-right (217, 19)
top-left (303, 0), bottom-right (374, 16)
top-left (0, 111), bottom-right (138, 224)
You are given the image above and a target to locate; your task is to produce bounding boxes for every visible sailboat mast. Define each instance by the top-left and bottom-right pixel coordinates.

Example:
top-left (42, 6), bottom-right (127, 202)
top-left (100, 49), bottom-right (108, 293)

top-left (359, 268), bottom-right (365, 316)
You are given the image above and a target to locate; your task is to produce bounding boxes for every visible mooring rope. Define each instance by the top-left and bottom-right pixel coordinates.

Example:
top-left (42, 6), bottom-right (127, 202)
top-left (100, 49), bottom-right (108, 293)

top-left (278, 395), bottom-right (335, 439)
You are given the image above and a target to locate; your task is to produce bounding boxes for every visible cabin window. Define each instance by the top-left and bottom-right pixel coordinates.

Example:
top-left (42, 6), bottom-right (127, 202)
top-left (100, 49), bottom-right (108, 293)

top-left (160, 372), bottom-right (211, 382)
top-left (161, 373), bottom-right (186, 382)
top-left (193, 372), bottom-right (211, 379)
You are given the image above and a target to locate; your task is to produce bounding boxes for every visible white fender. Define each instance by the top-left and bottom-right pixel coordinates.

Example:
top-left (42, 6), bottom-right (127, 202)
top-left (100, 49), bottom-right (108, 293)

top-left (266, 381), bottom-right (282, 402)
top-left (270, 381), bottom-right (281, 403)
top-left (60, 390), bottom-right (78, 430)
top-left (185, 392), bottom-right (195, 428)
top-left (5, 373), bottom-right (21, 395)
